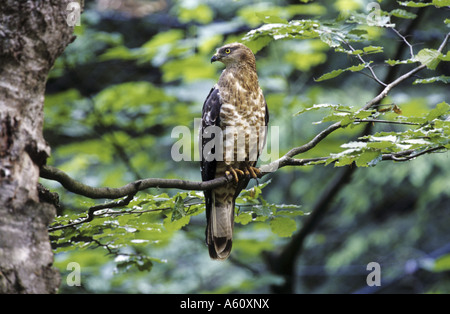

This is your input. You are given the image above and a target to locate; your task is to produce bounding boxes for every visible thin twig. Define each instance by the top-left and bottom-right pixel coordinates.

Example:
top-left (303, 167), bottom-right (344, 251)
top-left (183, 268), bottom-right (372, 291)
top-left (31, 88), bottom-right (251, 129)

top-left (354, 119), bottom-right (419, 125)
top-left (437, 32), bottom-right (450, 53)
top-left (48, 191), bottom-right (138, 231)
top-left (341, 38), bottom-right (387, 87)
top-left (388, 146), bottom-right (445, 161)
top-left (391, 28), bottom-right (415, 58)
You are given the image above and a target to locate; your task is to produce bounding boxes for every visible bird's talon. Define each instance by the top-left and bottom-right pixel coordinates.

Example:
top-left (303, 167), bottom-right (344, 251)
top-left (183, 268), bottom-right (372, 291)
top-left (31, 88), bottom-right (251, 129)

top-left (246, 166), bottom-right (262, 179)
top-left (225, 167), bottom-right (240, 183)
top-left (235, 169), bottom-right (245, 176)
top-left (248, 167), bottom-right (257, 179)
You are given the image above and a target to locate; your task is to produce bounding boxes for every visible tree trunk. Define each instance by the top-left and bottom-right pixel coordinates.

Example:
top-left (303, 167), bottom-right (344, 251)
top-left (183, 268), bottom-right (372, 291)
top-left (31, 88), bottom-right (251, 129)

top-left (0, 0), bottom-right (75, 293)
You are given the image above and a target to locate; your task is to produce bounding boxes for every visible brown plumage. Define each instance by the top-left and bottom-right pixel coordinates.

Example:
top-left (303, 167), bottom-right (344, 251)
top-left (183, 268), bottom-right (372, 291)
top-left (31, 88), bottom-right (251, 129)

top-left (200, 43), bottom-right (269, 260)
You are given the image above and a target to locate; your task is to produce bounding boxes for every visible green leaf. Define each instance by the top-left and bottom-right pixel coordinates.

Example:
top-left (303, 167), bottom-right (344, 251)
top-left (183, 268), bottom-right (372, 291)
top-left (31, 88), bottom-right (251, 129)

top-left (439, 52), bottom-right (450, 61)
top-left (295, 103), bottom-right (348, 116)
top-left (389, 9), bottom-right (417, 19)
top-left (348, 63), bottom-right (366, 72)
top-left (334, 155), bottom-right (354, 167)
top-left (385, 59), bottom-right (415, 66)
top-left (432, 0), bottom-right (450, 7)
top-left (367, 141), bottom-right (396, 150)
top-left (355, 109), bottom-right (376, 119)
top-left (315, 68), bottom-right (344, 81)
top-left (398, 1), bottom-right (433, 7)
top-left (270, 217), bottom-right (297, 237)
top-left (171, 195), bottom-right (185, 221)
top-left (415, 48), bottom-right (442, 70)
top-left (363, 46), bottom-right (384, 54)
top-left (235, 212), bottom-right (253, 225)
top-left (164, 215), bottom-right (190, 232)
top-left (243, 19), bottom-right (322, 43)
top-left (315, 63), bottom-right (366, 82)
top-left (276, 207), bottom-right (304, 216)
top-left (413, 76), bottom-right (450, 85)
top-left (426, 102), bottom-right (450, 121)
top-left (356, 151), bottom-right (382, 167)
top-left (244, 35), bottom-right (273, 54)
top-left (340, 115), bottom-right (355, 127)
top-left (319, 32), bottom-right (341, 48)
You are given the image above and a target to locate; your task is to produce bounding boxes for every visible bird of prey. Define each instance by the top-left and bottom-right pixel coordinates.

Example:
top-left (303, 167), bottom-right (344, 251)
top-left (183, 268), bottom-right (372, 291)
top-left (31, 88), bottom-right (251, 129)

top-left (200, 42), bottom-right (269, 260)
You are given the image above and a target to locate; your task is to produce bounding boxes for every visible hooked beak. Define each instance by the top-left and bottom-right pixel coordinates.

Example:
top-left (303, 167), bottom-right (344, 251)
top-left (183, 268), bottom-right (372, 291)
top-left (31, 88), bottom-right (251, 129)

top-left (210, 54), bottom-right (219, 63)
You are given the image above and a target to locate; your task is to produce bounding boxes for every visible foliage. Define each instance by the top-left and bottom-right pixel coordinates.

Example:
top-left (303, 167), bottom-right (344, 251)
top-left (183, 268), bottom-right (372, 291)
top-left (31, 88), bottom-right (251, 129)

top-left (42, 0), bottom-right (450, 293)
top-left (51, 182), bottom-right (303, 274)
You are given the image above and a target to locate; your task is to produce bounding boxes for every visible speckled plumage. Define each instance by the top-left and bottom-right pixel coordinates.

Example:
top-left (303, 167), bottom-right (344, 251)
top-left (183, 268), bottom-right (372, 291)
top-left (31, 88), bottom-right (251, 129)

top-left (200, 43), bottom-right (269, 260)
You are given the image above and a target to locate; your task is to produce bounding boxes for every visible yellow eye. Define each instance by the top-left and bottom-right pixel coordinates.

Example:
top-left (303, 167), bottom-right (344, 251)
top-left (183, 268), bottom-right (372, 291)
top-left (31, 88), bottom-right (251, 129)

top-left (225, 48), bottom-right (231, 54)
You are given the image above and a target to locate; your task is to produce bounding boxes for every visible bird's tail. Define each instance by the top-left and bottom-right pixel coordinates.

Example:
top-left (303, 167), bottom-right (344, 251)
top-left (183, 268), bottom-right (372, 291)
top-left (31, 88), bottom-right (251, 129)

top-left (206, 192), bottom-right (234, 260)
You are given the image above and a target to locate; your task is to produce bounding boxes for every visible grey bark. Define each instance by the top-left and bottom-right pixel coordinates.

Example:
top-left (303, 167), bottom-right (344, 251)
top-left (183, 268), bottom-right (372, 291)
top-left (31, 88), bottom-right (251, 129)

top-left (0, 0), bottom-right (75, 293)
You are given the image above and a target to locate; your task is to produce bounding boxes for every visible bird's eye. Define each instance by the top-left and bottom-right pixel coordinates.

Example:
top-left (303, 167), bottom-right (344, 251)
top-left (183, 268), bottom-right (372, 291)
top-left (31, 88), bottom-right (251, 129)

top-left (225, 48), bottom-right (231, 54)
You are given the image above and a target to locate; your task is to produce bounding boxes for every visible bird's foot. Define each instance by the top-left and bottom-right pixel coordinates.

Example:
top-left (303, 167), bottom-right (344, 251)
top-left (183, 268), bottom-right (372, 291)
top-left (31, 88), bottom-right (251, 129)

top-left (225, 165), bottom-right (262, 183)
top-left (225, 166), bottom-right (245, 183)
top-left (244, 165), bottom-right (262, 179)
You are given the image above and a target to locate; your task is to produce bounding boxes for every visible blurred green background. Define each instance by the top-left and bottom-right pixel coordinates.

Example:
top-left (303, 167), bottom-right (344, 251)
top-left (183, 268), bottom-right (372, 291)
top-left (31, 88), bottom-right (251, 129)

top-left (41, 0), bottom-right (450, 293)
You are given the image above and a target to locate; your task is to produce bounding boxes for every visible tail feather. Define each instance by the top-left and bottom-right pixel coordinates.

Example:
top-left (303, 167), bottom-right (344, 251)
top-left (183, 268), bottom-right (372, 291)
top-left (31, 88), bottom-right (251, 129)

top-left (206, 192), bottom-right (234, 260)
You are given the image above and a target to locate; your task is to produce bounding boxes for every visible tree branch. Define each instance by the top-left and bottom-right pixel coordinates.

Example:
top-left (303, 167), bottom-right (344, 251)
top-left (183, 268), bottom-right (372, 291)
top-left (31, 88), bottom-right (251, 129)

top-left (41, 142), bottom-right (445, 204)
top-left (40, 164), bottom-right (232, 199)
top-left (387, 146), bottom-right (445, 162)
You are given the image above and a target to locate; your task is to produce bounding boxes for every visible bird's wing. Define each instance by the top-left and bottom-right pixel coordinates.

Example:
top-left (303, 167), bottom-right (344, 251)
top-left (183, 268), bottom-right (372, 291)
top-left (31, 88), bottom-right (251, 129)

top-left (200, 85), bottom-right (221, 183)
top-left (200, 85), bottom-right (222, 240)
top-left (265, 99), bottom-right (269, 126)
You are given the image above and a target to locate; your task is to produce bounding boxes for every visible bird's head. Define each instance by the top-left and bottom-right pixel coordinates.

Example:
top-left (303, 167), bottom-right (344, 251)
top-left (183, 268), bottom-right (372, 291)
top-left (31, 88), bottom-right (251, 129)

top-left (211, 43), bottom-right (256, 69)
